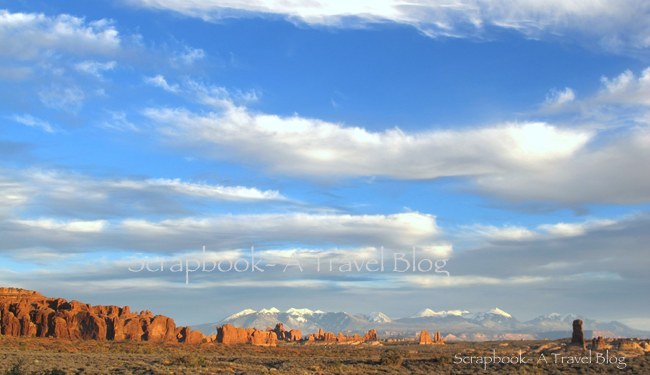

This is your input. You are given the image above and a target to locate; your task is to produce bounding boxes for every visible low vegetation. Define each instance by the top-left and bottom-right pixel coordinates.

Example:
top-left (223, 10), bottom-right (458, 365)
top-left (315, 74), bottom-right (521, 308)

top-left (1, 335), bottom-right (648, 374)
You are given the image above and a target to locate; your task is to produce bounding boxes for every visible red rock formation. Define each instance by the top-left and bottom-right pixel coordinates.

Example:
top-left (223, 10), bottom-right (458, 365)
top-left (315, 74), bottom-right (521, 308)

top-left (419, 330), bottom-right (444, 345)
top-left (251, 330), bottom-right (278, 346)
top-left (419, 330), bottom-right (432, 345)
top-left (591, 336), bottom-right (608, 350)
top-left (216, 324), bottom-right (277, 346)
top-left (571, 319), bottom-right (585, 348)
top-left (289, 329), bottom-right (302, 341)
top-left (323, 331), bottom-right (337, 342)
top-left (273, 323), bottom-right (286, 340)
top-left (0, 287), bottom-right (198, 344)
top-left (217, 324), bottom-right (249, 344)
top-left (364, 329), bottom-right (377, 341)
top-left (177, 327), bottom-right (206, 344)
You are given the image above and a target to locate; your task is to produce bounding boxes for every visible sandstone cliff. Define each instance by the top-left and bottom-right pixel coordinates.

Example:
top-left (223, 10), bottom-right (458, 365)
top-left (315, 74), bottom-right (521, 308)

top-left (0, 287), bottom-right (204, 344)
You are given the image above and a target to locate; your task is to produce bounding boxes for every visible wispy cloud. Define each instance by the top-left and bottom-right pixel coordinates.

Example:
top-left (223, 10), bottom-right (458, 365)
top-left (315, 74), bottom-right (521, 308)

top-left (543, 87), bottom-right (575, 111)
top-left (10, 114), bottom-right (57, 133)
top-left (0, 211), bottom-right (442, 254)
top-left (0, 168), bottom-right (289, 219)
top-left (74, 60), bottom-right (117, 79)
top-left (127, 0), bottom-right (650, 53)
top-left (464, 217), bottom-right (619, 242)
top-left (38, 85), bottom-right (85, 112)
top-left (144, 74), bottom-right (180, 93)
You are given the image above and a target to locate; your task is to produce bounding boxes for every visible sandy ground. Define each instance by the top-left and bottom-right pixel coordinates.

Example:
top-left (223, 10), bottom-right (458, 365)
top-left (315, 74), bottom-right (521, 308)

top-left (1, 336), bottom-right (648, 374)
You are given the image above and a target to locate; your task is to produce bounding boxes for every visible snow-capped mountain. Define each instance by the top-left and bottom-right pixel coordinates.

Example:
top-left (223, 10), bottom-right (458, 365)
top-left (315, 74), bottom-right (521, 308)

top-left (192, 307), bottom-right (649, 340)
top-left (469, 308), bottom-right (515, 323)
top-left (365, 312), bottom-right (392, 323)
top-left (411, 308), bottom-right (470, 318)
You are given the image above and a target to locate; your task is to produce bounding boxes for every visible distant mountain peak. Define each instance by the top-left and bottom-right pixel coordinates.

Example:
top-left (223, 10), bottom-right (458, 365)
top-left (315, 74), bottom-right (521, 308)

top-left (412, 308), bottom-right (470, 318)
top-left (224, 308), bottom-right (257, 321)
top-left (286, 308), bottom-right (322, 316)
top-left (366, 311), bottom-right (392, 323)
top-left (258, 307), bottom-right (280, 314)
top-left (488, 308), bottom-right (512, 318)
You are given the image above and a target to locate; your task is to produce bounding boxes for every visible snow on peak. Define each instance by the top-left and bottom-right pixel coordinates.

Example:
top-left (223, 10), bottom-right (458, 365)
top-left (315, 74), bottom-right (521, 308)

top-left (286, 308), bottom-right (314, 316)
top-left (259, 307), bottom-right (280, 314)
top-left (488, 308), bottom-right (512, 318)
top-left (412, 308), bottom-right (469, 318)
top-left (367, 311), bottom-right (392, 323)
top-left (413, 308), bottom-right (437, 317)
top-left (224, 308), bottom-right (256, 320)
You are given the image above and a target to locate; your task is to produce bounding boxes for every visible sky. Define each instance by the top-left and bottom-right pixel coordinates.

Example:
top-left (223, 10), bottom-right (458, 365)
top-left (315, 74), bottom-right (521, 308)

top-left (1, 0), bottom-right (650, 329)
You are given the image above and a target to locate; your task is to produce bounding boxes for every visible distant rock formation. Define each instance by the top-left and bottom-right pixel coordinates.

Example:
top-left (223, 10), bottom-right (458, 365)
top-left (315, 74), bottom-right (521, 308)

top-left (591, 336), bottom-right (609, 350)
top-left (177, 327), bottom-right (205, 345)
top-left (419, 330), bottom-right (432, 344)
top-left (570, 319), bottom-right (585, 348)
top-left (265, 323), bottom-right (302, 342)
top-left (0, 287), bottom-right (204, 344)
top-left (364, 329), bottom-right (378, 341)
top-left (616, 340), bottom-right (644, 353)
top-left (419, 329), bottom-right (444, 345)
top-left (303, 328), bottom-right (379, 344)
top-left (273, 323), bottom-right (287, 340)
top-left (289, 329), bottom-right (302, 341)
top-left (216, 324), bottom-right (277, 346)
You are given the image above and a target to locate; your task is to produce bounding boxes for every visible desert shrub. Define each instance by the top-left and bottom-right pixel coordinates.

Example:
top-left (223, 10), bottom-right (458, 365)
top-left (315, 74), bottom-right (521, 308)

top-left (5, 360), bottom-right (26, 375)
top-left (169, 353), bottom-right (207, 367)
top-left (38, 370), bottom-right (66, 375)
top-left (380, 350), bottom-right (404, 367)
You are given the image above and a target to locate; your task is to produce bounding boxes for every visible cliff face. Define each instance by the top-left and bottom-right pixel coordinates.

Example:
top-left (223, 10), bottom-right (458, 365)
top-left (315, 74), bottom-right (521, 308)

top-left (0, 287), bottom-right (204, 344)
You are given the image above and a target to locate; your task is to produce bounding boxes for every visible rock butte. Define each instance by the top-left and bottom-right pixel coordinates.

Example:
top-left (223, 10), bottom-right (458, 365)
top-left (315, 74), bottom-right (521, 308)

top-left (570, 319), bottom-right (585, 348)
top-left (418, 329), bottom-right (445, 345)
top-left (0, 287), bottom-right (203, 344)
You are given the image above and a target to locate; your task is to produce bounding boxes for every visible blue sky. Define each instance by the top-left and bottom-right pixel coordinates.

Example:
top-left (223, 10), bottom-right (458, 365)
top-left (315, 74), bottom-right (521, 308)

top-left (1, 0), bottom-right (650, 328)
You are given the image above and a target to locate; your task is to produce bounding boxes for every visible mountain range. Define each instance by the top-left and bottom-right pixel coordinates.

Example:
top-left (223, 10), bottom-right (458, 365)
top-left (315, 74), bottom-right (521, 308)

top-left (193, 308), bottom-right (649, 341)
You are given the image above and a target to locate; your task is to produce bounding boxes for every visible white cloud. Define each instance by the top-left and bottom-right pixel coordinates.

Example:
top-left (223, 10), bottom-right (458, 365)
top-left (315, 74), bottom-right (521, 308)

top-left (119, 211), bottom-right (439, 248)
top-left (0, 10), bottom-right (120, 60)
top-left (544, 87), bottom-right (575, 109)
top-left (474, 127), bottom-right (650, 204)
top-left (469, 225), bottom-right (536, 241)
top-left (541, 67), bottom-right (650, 116)
top-left (101, 111), bottom-right (139, 132)
top-left (173, 46), bottom-right (205, 65)
top-left (38, 85), bottom-right (85, 112)
top-left (13, 219), bottom-right (107, 233)
top-left (466, 218), bottom-right (619, 242)
top-left (74, 60), bottom-right (117, 79)
top-left (115, 178), bottom-right (285, 201)
top-left (11, 114), bottom-right (57, 133)
top-left (0, 168), bottom-right (288, 219)
top-left (140, 70), bottom-right (650, 205)
top-left (127, 0), bottom-right (650, 52)
top-left (596, 67), bottom-right (650, 106)
top-left (144, 74), bottom-right (179, 93)
top-left (404, 275), bottom-right (549, 288)
top-left (538, 219), bottom-right (616, 238)
top-left (0, 211), bottom-right (442, 254)
top-left (145, 106), bottom-right (591, 179)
